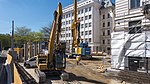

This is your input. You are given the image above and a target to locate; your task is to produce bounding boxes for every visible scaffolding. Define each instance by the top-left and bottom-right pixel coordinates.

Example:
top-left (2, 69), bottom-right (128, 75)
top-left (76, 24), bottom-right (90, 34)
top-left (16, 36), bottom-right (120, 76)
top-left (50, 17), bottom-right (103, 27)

top-left (111, 0), bottom-right (150, 73)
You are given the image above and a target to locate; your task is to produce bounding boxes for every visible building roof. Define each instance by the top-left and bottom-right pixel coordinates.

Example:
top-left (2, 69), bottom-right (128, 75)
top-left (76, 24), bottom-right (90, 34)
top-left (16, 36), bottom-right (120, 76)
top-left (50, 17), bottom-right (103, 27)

top-left (100, 0), bottom-right (115, 9)
top-left (62, 0), bottom-right (101, 13)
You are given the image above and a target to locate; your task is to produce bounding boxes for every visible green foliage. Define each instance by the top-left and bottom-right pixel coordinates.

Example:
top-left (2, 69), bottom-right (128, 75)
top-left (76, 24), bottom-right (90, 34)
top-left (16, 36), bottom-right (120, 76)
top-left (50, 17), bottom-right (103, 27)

top-left (27, 32), bottom-right (44, 42)
top-left (14, 26), bottom-right (44, 48)
top-left (40, 24), bottom-right (52, 38)
top-left (0, 34), bottom-right (11, 50)
top-left (15, 26), bottom-right (31, 36)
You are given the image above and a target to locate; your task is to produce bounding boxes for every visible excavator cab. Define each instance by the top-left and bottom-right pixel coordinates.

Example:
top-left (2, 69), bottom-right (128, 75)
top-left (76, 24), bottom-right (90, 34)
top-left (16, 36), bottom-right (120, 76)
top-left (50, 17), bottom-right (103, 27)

top-left (54, 42), bottom-right (66, 70)
top-left (36, 42), bottom-right (66, 70)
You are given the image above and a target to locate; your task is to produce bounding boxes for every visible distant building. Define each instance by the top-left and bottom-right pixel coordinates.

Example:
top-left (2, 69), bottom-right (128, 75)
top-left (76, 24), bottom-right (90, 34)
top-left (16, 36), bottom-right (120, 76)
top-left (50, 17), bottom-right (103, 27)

top-left (99, 0), bottom-right (115, 55)
top-left (60, 0), bottom-right (102, 53)
top-left (111, 0), bottom-right (150, 72)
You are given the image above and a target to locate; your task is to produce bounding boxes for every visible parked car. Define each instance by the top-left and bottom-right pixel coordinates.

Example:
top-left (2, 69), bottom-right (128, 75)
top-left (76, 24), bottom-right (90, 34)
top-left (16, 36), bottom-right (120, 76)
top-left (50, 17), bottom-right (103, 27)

top-left (24, 56), bottom-right (37, 68)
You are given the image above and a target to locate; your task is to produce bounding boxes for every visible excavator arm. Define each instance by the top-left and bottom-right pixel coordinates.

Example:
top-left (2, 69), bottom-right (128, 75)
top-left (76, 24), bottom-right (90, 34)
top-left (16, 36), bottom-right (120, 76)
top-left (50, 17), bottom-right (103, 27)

top-left (71, 0), bottom-right (80, 48)
top-left (48, 3), bottom-right (63, 66)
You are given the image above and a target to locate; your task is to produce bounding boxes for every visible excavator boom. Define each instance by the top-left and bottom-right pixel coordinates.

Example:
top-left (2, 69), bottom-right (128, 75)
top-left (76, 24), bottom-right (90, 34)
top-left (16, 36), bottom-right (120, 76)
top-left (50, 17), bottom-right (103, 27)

top-left (48, 2), bottom-right (62, 65)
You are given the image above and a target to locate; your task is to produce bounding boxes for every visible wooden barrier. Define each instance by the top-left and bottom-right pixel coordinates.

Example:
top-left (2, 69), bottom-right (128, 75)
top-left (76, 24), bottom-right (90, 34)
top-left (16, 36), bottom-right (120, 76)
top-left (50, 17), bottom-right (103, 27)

top-left (14, 64), bottom-right (22, 84)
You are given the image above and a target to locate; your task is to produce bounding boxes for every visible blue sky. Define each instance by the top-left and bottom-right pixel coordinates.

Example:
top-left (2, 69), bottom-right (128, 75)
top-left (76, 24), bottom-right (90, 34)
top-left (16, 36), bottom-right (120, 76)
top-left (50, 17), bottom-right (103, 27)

top-left (0, 0), bottom-right (115, 34)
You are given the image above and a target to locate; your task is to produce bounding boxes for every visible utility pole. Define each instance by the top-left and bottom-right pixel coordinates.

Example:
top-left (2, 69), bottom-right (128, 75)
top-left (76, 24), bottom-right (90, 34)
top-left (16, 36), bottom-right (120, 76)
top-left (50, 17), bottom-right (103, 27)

top-left (11, 20), bottom-right (14, 51)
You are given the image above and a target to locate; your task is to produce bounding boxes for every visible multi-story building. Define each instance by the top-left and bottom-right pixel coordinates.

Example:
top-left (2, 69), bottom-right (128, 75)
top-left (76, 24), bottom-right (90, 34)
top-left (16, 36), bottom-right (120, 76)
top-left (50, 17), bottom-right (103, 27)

top-left (111, 0), bottom-right (150, 72)
top-left (60, 0), bottom-right (101, 53)
top-left (99, 0), bottom-right (115, 55)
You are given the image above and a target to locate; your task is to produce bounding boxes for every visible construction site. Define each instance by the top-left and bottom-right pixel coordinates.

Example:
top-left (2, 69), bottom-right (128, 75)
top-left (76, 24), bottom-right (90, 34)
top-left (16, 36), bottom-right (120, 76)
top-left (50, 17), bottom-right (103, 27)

top-left (0, 0), bottom-right (150, 84)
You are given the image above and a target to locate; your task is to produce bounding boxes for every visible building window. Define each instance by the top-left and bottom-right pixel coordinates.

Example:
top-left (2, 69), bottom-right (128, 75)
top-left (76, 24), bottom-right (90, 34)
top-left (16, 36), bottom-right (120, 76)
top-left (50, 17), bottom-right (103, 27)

top-left (81, 31), bottom-right (84, 35)
top-left (103, 22), bottom-right (105, 27)
top-left (66, 34), bottom-right (68, 37)
top-left (89, 22), bottom-right (91, 27)
top-left (130, 0), bottom-right (140, 9)
top-left (63, 28), bottom-right (65, 31)
top-left (89, 7), bottom-right (91, 11)
top-left (85, 38), bottom-right (88, 42)
top-left (103, 15), bottom-right (105, 19)
top-left (78, 17), bottom-right (80, 20)
top-left (69, 33), bottom-right (70, 37)
top-left (63, 22), bottom-right (65, 25)
top-left (63, 15), bottom-right (65, 19)
top-left (107, 47), bottom-right (110, 51)
top-left (69, 20), bottom-right (70, 24)
top-left (81, 9), bottom-right (83, 13)
top-left (89, 38), bottom-right (91, 42)
top-left (103, 40), bottom-right (105, 44)
top-left (85, 8), bottom-right (88, 12)
top-left (66, 14), bottom-right (68, 18)
top-left (68, 13), bottom-right (70, 17)
top-left (85, 23), bottom-right (88, 28)
top-left (72, 12), bottom-right (74, 16)
top-left (107, 39), bottom-right (110, 44)
top-left (107, 30), bottom-right (110, 35)
top-left (69, 27), bottom-right (70, 30)
top-left (108, 13), bottom-right (110, 18)
top-left (81, 17), bottom-right (84, 21)
top-left (85, 16), bottom-right (88, 20)
top-left (85, 31), bottom-right (88, 35)
top-left (66, 21), bottom-right (68, 24)
top-left (81, 24), bottom-right (84, 28)
top-left (108, 22), bottom-right (110, 27)
top-left (78, 10), bottom-right (80, 14)
top-left (103, 48), bottom-right (106, 52)
top-left (89, 30), bottom-right (91, 35)
top-left (103, 31), bottom-right (105, 36)
top-left (129, 20), bottom-right (142, 34)
top-left (89, 15), bottom-right (91, 19)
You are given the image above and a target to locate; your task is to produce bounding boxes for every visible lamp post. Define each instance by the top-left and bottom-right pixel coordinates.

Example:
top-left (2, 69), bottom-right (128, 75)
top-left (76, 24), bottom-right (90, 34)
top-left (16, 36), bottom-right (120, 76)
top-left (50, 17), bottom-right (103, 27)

top-left (11, 20), bottom-right (14, 50)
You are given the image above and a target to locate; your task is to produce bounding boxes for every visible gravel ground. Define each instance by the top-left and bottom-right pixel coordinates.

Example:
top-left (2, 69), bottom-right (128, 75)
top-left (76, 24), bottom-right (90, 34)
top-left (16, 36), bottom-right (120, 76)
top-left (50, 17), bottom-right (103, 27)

top-left (21, 56), bottom-right (132, 84)
top-left (22, 56), bottom-right (111, 84)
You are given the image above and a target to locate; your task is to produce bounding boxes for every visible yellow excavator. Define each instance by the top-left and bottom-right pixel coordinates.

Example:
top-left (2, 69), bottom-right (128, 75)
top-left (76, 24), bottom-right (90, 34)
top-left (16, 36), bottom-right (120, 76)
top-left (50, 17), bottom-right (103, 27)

top-left (71, 0), bottom-right (92, 59)
top-left (35, 2), bottom-right (68, 83)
